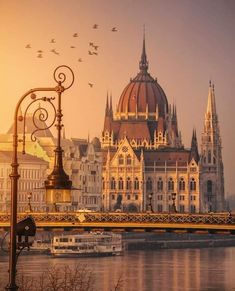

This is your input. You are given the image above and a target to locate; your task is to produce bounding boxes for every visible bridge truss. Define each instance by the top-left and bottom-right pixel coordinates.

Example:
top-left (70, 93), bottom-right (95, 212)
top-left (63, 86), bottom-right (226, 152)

top-left (0, 212), bottom-right (235, 233)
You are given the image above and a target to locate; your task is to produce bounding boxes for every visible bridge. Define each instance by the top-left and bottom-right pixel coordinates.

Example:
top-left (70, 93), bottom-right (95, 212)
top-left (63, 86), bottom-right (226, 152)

top-left (1, 212), bottom-right (235, 234)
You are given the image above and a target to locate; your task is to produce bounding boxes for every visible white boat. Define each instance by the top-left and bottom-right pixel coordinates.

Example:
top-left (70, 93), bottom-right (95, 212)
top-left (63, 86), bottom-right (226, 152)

top-left (50, 232), bottom-right (123, 257)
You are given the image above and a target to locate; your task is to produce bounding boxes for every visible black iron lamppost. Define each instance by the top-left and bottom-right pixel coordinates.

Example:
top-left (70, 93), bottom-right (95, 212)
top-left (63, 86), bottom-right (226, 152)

top-left (5, 65), bottom-right (74, 291)
top-left (147, 193), bottom-right (153, 212)
top-left (171, 192), bottom-right (177, 213)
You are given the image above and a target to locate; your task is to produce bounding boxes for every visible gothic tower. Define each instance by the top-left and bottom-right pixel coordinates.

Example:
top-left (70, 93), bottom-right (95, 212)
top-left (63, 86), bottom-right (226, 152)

top-left (200, 81), bottom-right (225, 212)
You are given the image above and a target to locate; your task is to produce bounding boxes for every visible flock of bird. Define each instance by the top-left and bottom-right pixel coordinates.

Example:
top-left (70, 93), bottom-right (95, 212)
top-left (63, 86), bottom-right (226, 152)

top-left (25, 25), bottom-right (118, 88)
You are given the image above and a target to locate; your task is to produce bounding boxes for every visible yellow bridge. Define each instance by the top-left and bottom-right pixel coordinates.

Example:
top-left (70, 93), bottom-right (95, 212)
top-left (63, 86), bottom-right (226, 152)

top-left (1, 212), bottom-right (235, 234)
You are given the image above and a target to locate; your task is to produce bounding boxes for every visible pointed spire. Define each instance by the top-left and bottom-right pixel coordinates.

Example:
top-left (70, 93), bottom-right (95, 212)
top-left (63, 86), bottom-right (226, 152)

top-left (105, 92), bottom-right (109, 116)
top-left (139, 27), bottom-right (149, 72)
top-left (87, 131), bottom-right (90, 143)
top-left (190, 128), bottom-right (199, 163)
top-left (109, 93), bottom-right (113, 117)
top-left (206, 80), bottom-right (216, 116)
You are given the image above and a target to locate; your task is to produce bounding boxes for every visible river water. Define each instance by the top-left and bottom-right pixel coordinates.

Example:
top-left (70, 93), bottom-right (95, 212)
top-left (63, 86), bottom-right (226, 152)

top-left (1, 247), bottom-right (235, 291)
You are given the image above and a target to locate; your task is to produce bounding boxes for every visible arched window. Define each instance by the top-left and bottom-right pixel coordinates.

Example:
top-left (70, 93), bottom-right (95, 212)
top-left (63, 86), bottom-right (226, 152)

top-left (102, 177), bottom-right (105, 190)
top-left (118, 177), bottom-right (124, 190)
top-left (126, 177), bottom-right (132, 190)
top-left (190, 178), bottom-right (196, 191)
top-left (126, 155), bottom-right (132, 165)
top-left (110, 177), bottom-right (116, 190)
top-left (146, 177), bottom-right (152, 191)
top-left (134, 178), bottom-right (139, 190)
top-left (168, 178), bottom-right (174, 191)
top-left (208, 150), bottom-right (211, 164)
top-left (179, 177), bottom-right (185, 191)
top-left (207, 180), bottom-right (212, 193)
top-left (157, 177), bottom-right (163, 191)
top-left (190, 205), bottom-right (196, 213)
top-left (118, 155), bottom-right (124, 165)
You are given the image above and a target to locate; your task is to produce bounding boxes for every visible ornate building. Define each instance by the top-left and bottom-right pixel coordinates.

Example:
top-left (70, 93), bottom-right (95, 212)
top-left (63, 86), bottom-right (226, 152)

top-left (101, 37), bottom-right (225, 213)
top-left (0, 113), bottom-right (102, 212)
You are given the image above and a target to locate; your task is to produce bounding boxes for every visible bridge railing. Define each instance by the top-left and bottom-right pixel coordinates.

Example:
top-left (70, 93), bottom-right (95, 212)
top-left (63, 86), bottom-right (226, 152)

top-left (0, 212), bottom-right (234, 226)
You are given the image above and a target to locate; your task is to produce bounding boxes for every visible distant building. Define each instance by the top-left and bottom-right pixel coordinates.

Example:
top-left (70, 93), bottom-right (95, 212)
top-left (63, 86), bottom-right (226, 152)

top-left (0, 151), bottom-right (48, 212)
top-left (0, 113), bottom-right (102, 212)
top-left (101, 37), bottom-right (225, 213)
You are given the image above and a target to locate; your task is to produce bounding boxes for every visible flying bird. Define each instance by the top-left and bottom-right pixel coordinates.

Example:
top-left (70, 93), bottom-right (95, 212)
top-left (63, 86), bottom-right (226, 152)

top-left (88, 83), bottom-right (93, 87)
top-left (111, 27), bottom-right (117, 32)
top-left (25, 44), bottom-right (31, 48)
top-left (93, 51), bottom-right (98, 55)
top-left (88, 50), bottom-right (93, 55)
top-left (89, 42), bottom-right (94, 46)
top-left (93, 24), bottom-right (98, 29)
top-left (51, 49), bottom-right (59, 55)
top-left (37, 50), bottom-right (43, 53)
top-left (70, 46), bottom-right (76, 48)
top-left (50, 39), bottom-right (56, 43)
top-left (73, 33), bottom-right (78, 37)
top-left (37, 54), bottom-right (43, 58)
top-left (78, 58), bottom-right (83, 62)
top-left (93, 45), bottom-right (99, 50)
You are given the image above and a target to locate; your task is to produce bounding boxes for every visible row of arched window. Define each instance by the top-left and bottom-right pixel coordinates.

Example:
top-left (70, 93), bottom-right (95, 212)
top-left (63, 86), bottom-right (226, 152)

top-left (109, 177), bottom-right (140, 190)
top-left (103, 177), bottom-right (197, 191)
top-left (146, 177), bottom-right (197, 191)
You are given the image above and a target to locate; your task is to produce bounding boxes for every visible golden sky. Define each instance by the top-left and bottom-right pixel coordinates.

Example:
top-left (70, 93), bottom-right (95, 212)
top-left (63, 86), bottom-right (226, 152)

top-left (0, 0), bottom-right (234, 194)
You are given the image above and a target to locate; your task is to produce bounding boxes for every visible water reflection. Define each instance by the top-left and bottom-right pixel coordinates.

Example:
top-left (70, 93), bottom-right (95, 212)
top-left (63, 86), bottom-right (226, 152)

top-left (1, 248), bottom-right (235, 290)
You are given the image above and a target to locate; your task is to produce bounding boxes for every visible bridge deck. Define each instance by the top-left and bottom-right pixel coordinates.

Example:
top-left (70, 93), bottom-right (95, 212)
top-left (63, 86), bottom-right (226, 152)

top-left (1, 212), bottom-right (235, 233)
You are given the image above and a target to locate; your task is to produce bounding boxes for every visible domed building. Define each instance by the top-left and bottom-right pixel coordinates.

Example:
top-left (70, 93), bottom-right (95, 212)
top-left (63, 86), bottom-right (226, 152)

top-left (101, 37), bottom-right (225, 213)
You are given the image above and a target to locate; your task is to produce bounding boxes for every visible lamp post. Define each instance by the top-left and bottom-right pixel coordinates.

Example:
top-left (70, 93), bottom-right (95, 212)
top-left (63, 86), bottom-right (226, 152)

top-left (26, 192), bottom-right (32, 212)
top-left (147, 193), bottom-right (153, 212)
top-left (171, 192), bottom-right (177, 213)
top-left (5, 65), bottom-right (74, 291)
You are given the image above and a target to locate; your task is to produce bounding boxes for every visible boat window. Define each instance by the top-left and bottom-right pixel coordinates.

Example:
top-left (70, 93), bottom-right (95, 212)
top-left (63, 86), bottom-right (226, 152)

top-left (60, 238), bottom-right (69, 242)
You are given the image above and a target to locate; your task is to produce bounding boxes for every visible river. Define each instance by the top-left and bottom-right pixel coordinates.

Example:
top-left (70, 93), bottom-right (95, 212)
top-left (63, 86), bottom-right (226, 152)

top-left (1, 247), bottom-right (235, 290)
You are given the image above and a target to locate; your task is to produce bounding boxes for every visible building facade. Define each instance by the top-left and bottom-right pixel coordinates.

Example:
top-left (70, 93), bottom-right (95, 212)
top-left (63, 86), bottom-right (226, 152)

top-left (0, 114), bottom-right (102, 212)
top-left (0, 151), bottom-right (48, 212)
top-left (101, 37), bottom-right (225, 213)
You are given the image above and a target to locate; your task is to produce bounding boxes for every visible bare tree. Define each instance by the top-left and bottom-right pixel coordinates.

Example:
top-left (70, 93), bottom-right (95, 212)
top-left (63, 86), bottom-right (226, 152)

top-left (112, 273), bottom-right (124, 291)
top-left (17, 264), bottom-right (95, 291)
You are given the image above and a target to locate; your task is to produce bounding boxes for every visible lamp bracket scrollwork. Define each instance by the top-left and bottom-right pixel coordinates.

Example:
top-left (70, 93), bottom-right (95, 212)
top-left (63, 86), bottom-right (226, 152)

top-left (15, 65), bottom-right (74, 155)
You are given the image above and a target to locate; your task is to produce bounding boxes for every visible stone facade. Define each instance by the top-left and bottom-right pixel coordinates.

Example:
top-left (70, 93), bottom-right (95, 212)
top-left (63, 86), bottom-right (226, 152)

top-left (0, 122), bottom-right (102, 212)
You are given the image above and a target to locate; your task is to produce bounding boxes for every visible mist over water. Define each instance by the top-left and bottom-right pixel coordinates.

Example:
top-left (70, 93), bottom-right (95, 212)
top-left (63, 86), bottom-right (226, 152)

top-left (1, 247), bottom-right (235, 290)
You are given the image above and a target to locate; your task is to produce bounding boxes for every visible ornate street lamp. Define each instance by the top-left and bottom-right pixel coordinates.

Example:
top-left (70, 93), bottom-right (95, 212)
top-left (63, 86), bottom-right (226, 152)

top-left (171, 192), bottom-right (177, 213)
top-left (147, 193), bottom-right (153, 213)
top-left (26, 192), bottom-right (32, 212)
top-left (5, 65), bottom-right (74, 291)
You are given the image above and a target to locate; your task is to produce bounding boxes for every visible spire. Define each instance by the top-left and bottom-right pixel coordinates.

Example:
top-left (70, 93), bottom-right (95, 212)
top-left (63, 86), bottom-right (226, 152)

top-left (190, 128), bottom-right (199, 163)
top-left (139, 28), bottom-right (149, 72)
top-left (87, 131), bottom-right (90, 143)
top-left (109, 93), bottom-right (113, 117)
top-left (206, 80), bottom-right (216, 117)
top-left (105, 92), bottom-right (109, 116)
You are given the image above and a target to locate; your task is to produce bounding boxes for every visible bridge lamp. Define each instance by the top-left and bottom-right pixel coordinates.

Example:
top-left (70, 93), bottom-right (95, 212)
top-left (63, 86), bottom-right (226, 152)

top-left (147, 193), bottom-right (153, 212)
top-left (171, 192), bottom-right (177, 213)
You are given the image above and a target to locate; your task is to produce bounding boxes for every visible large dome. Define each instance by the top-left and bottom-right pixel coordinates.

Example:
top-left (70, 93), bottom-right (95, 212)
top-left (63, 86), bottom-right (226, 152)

top-left (116, 38), bottom-right (168, 119)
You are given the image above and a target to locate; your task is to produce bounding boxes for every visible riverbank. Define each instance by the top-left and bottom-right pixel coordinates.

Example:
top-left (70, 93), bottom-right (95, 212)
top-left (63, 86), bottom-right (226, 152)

top-left (123, 232), bottom-right (235, 250)
top-left (2, 232), bottom-right (235, 256)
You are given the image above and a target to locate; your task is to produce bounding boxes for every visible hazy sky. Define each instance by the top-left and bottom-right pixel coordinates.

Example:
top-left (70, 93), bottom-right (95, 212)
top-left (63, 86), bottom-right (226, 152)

top-left (0, 0), bottom-right (234, 195)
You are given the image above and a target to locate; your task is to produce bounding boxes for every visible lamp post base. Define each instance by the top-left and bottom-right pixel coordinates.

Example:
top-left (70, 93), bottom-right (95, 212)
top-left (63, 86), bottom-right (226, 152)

top-left (5, 284), bottom-right (19, 291)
